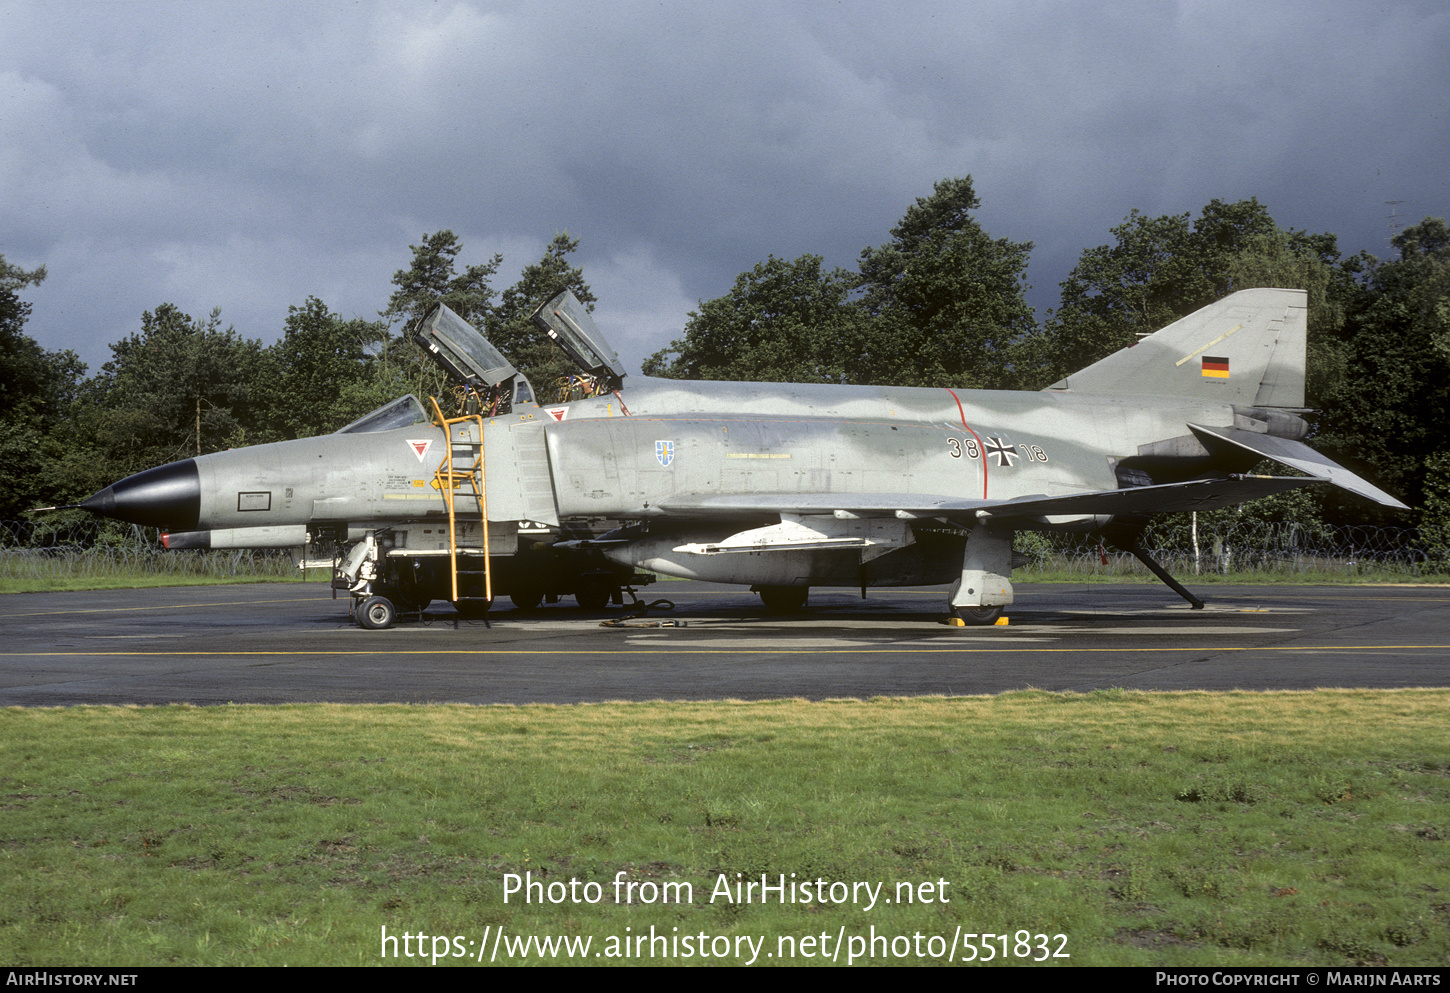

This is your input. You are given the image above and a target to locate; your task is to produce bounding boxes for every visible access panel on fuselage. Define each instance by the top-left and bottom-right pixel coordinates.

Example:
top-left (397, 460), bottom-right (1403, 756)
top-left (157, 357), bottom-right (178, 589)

top-left (544, 414), bottom-right (981, 517)
top-left (481, 417), bottom-right (560, 526)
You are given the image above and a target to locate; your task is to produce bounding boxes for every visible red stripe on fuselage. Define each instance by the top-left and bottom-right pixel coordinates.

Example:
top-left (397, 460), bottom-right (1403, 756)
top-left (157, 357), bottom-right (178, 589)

top-left (945, 389), bottom-right (988, 500)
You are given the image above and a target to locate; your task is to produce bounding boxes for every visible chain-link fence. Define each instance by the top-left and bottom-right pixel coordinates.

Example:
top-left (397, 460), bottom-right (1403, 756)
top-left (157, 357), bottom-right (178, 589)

top-left (4, 517), bottom-right (1446, 586)
top-left (1015, 519), bottom-right (1448, 579)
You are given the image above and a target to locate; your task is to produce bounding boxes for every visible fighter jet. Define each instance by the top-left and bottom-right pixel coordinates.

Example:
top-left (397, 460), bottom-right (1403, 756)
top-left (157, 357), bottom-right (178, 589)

top-left (77, 286), bottom-right (1406, 628)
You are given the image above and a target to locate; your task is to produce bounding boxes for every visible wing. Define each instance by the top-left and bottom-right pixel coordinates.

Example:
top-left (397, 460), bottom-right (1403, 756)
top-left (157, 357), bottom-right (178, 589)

top-left (654, 474), bottom-right (1320, 524)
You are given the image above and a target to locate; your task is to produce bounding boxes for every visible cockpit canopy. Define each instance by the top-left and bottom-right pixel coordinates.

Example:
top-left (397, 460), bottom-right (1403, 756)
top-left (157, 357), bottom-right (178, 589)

top-left (406, 292), bottom-right (627, 413)
top-left (335, 395), bottom-right (431, 434)
top-left (412, 304), bottom-right (521, 390)
top-left (410, 303), bottom-right (535, 415)
top-left (530, 289), bottom-right (627, 390)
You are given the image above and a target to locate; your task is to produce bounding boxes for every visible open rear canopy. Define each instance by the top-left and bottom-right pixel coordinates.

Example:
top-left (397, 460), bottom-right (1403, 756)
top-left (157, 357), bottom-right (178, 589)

top-left (530, 289), bottom-right (627, 388)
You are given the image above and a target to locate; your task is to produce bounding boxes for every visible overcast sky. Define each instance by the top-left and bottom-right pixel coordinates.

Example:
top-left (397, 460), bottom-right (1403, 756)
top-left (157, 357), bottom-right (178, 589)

top-left (4, 0), bottom-right (1447, 379)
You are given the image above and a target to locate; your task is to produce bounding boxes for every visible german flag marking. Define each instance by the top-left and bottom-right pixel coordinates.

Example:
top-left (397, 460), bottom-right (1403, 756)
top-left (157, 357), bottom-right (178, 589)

top-left (1201, 355), bottom-right (1230, 379)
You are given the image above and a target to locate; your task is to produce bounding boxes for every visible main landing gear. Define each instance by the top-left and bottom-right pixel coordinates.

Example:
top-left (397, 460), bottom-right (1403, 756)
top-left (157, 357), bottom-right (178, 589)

top-left (951, 604), bottom-right (1004, 625)
top-left (755, 585), bottom-right (809, 614)
top-left (947, 525), bottom-right (1013, 624)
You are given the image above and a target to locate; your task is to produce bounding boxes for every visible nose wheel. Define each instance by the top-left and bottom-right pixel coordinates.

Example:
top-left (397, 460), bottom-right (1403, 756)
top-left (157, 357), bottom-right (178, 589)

top-left (356, 595), bottom-right (397, 630)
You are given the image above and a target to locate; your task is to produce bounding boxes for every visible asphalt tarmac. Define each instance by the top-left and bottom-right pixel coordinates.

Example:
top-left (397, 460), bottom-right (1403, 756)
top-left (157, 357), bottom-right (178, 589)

top-left (3, 580), bottom-right (1448, 706)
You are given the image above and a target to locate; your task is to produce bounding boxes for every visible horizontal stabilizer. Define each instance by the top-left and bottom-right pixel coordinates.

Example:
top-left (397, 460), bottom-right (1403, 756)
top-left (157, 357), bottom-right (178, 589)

top-left (1188, 424), bottom-right (1408, 509)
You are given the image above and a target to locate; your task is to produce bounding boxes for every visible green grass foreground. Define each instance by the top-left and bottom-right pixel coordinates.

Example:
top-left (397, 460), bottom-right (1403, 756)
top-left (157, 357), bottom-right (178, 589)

top-left (0, 574), bottom-right (297, 594)
top-left (3, 692), bottom-right (1448, 967)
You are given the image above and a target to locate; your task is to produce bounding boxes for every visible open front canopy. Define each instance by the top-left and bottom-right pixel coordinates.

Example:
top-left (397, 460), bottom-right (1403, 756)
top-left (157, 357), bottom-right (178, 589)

top-left (411, 303), bottom-right (520, 390)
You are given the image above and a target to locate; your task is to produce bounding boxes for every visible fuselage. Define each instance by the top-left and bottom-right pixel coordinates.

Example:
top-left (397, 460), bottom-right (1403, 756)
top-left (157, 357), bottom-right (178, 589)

top-left (538, 377), bottom-right (1238, 521)
top-left (91, 376), bottom-right (1246, 538)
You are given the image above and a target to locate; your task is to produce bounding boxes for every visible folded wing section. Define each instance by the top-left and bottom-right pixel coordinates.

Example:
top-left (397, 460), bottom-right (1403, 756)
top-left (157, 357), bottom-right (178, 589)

top-left (1187, 424), bottom-right (1408, 509)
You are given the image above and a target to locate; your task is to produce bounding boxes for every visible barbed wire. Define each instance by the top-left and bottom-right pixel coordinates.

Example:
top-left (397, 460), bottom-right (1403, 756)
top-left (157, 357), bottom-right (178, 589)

top-left (1015, 520), bottom-right (1449, 578)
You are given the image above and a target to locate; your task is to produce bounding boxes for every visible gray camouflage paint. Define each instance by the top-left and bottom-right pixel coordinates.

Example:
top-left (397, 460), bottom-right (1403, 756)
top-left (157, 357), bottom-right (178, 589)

top-left (86, 288), bottom-right (1407, 612)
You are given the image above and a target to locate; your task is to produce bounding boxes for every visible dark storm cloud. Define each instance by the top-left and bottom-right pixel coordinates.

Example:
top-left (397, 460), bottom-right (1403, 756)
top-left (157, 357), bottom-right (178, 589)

top-left (3, 1), bottom-right (1446, 376)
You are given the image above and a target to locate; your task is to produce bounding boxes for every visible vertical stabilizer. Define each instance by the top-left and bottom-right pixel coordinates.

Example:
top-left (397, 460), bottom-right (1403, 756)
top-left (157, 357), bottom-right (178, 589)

top-left (1046, 287), bottom-right (1307, 407)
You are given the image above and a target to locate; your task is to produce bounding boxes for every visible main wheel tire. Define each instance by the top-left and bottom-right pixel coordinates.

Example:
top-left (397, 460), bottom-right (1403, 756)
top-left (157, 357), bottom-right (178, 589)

top-left (758, 585), bottom-right (809, 613)
top-left (358, 595), bottom-right (397, 630)
top-left (510, 587), bottom-right (544, 611)
top-left (953, 604), bottom-right (1003, 625)
top-left (575, 580), bottom-right (611, 611)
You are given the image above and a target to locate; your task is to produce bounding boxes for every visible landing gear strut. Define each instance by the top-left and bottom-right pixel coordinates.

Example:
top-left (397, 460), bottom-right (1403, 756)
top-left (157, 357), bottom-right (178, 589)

top-left (1106, 530), bottom-right (1205, 609)
top-left (948, 525), bottom-right (1013, 620)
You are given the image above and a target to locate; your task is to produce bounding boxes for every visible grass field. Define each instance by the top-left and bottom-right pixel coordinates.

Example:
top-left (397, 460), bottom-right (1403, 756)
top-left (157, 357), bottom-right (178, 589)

top-left (0, 568), bottom-right (331, 595)
top-left (2, 691), bottom-right (1447, 967)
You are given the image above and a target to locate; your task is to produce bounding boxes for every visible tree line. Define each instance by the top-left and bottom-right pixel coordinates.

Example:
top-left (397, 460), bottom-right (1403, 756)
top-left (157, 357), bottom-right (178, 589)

top-left (643, 178), bottom-right (1448, 535)
top-left (0, 231), bottom-right (592, 525)
top-left (3, 176), bottom-right (1447, 539)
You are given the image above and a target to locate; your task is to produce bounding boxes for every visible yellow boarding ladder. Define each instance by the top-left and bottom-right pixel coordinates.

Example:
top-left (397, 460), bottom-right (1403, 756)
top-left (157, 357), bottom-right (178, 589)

top-left (429, 398), bottom-right (490, 606)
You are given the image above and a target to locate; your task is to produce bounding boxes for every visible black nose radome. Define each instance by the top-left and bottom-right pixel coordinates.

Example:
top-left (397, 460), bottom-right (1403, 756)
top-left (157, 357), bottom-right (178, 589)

top-left (81, 459), bottom-right (201, 530)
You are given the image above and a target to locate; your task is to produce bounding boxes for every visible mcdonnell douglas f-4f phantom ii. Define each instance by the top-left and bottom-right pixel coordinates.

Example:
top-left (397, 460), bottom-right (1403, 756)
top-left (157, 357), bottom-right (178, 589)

top-left (76, 286), bottom-right (1406, 628)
